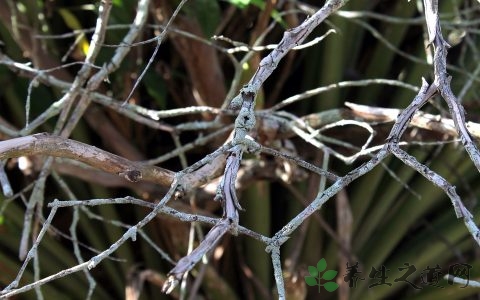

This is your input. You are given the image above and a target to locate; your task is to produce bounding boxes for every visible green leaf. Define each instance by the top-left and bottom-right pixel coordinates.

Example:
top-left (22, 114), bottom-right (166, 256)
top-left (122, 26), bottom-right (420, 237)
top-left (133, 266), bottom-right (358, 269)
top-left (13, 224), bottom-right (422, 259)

top-left (304, 276), bottom-right (318, 286)
top-left (57, 8), bottom-right (90, 55)
top-left (322, 270), bottom-right (338, 281)
top-left (227, 0), bottom-right (251, 9)
top-left (225, 0), bottom-right (285, 27)
top-left (308, 265), bottom-right (318, 277)
top-left (324, 281), bottom-right (339, 292)
top-left (317, 258), bottom-right (327, 272)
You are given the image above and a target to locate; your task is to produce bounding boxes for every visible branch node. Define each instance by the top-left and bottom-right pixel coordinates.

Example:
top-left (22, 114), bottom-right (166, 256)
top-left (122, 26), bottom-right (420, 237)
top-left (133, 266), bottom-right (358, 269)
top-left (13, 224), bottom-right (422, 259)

top-left (119, 170), bottom-right (142, 182)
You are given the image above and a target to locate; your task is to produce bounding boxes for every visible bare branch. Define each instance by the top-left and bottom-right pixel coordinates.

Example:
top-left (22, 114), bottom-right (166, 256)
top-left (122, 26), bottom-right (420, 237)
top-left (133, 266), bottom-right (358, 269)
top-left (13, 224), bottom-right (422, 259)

top-left (0, 134), bottom-right (174, 186)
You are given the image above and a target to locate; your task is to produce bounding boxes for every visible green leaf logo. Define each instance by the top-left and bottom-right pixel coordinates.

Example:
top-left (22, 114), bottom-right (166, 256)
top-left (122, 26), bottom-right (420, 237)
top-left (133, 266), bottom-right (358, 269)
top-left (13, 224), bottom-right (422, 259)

top-left (323, 270), bottom-right (338, 280)
top-left (304, 258), bottom-right (339, 293)
top-left (308, 265), bottom-right (318, 277)
top-left (317, 258), bottom-right (327, 272)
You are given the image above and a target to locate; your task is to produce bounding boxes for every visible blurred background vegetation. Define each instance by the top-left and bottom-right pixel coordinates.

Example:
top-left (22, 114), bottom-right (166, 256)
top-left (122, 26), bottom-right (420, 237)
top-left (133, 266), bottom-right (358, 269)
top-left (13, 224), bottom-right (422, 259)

top-left (0, 0), bottom-right (480, 299)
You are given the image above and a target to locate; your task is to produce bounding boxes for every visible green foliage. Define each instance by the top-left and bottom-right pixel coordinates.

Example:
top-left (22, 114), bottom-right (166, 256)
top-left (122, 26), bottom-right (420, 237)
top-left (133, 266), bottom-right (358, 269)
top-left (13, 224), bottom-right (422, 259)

top-left (184, 0), bottom-right (221, 37)
top-left (226, 0), bottom-right (285, 26)
top-left (0, 0), bottom-right (479, 299)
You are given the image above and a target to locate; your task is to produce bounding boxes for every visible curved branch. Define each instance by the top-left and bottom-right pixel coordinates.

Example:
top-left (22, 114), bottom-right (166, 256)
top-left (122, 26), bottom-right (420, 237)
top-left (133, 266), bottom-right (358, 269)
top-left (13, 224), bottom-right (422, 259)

top-left (0, 134), bottom-right (174, 186)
